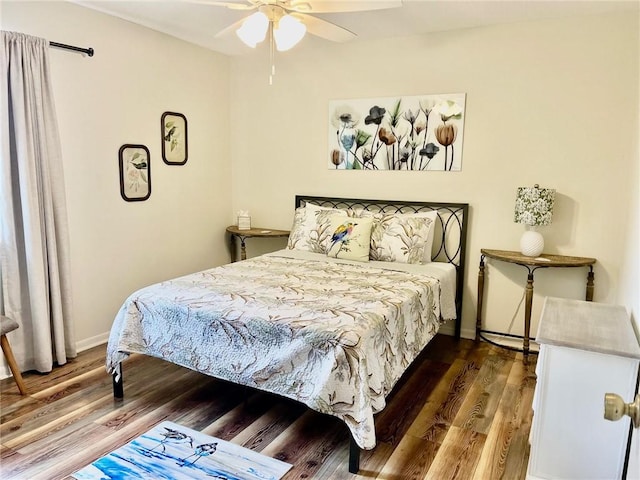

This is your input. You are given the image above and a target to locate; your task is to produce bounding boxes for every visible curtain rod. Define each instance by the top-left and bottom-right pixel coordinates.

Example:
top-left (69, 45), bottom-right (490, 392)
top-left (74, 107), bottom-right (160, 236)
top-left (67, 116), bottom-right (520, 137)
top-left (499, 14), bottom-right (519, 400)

top-left (49, 41), bottom-right (94, 57)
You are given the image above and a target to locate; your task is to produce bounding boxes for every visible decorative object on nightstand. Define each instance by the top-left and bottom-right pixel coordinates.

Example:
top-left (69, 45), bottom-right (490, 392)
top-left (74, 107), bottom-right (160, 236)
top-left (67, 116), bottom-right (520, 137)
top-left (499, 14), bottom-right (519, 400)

top-left (226, 225), bottom-right (290, 262)
top-left (237, 210), bottom-right (251, 230)
top-left (514, 184), bottom-right (555, 257)
top-left (475, 249), bottom-right (596, 364)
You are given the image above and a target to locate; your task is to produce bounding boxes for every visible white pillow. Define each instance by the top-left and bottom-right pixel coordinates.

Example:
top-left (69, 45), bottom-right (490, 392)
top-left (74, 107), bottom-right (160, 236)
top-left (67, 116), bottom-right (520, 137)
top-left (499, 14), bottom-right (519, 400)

top-left (361, 210), bottom-right (437, 264)
top-left (422, 210), bottom-right (439, 262)
top-left (287, 203), bottom-right (354, 253)
top-left (326, 215), bottom-right (373, 262)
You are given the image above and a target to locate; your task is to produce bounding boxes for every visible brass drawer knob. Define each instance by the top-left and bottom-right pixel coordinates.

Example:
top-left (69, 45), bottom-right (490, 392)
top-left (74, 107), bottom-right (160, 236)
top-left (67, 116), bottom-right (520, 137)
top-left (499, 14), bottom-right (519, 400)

top-left (604, 393), bottom-right (640, 428)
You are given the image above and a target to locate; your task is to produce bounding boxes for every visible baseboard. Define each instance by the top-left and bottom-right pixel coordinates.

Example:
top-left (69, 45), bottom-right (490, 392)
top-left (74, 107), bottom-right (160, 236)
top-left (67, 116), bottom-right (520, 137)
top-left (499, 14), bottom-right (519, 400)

top-left (0, 331), bottom-right (110, 380)
top-left (75, 332), bottom-right (110, 352)
top-left (460, 326), bottom-right (475, 340)
top-left (439, 321), bottom-right (475, 340)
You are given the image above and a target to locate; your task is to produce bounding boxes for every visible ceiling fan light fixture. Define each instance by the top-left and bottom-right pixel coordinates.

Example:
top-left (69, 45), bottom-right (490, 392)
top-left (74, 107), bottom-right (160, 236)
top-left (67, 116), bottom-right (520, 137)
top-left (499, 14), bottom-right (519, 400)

top-left (274, 14), bottom-right (306, 51)
top-left (236, 11), bottom-right (269, 47)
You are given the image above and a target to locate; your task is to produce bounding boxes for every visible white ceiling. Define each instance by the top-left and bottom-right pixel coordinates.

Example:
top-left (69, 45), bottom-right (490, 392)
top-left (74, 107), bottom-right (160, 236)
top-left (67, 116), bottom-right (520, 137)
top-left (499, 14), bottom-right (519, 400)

top-left (73, 0), bottom-right (639, 56)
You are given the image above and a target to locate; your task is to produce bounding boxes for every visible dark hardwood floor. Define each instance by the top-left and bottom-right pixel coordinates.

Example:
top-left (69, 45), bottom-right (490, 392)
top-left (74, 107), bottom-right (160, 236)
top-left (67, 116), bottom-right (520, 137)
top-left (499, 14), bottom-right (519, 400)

top-left (0, 334), bottom-right (537, 479)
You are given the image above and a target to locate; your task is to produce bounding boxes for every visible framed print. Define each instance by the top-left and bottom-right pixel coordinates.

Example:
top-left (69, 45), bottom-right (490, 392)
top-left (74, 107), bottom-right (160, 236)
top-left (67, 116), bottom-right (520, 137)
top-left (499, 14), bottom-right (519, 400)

top-left (119, 144), bottom-right (151, 202)
top-left (161, 111), bottom-right (188, 165)
top-left (328, 93), bottom-right (466, 171)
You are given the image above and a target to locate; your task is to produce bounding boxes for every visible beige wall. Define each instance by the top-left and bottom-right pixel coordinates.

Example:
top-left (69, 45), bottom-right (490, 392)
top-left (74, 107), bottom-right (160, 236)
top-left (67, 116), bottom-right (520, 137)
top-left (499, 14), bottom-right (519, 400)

top-left (2, 1), bottom-right (233, 351)
top-left (229, 12), bottom-right (640, 339)
top-left (3, 2), bottom-right (638, 468)
top-left (2, 5), bottom-right (638, 347)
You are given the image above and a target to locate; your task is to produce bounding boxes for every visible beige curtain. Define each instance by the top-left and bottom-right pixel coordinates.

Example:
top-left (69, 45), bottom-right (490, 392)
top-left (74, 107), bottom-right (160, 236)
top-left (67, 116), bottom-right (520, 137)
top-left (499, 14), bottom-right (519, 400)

top-left (0, 31), bottom-right (75, 373)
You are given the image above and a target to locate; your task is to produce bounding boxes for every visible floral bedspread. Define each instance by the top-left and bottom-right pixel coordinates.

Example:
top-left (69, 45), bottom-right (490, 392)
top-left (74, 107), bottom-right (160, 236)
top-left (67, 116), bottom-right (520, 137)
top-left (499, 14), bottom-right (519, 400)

top-left (106, 251), bottom-right (454, 449)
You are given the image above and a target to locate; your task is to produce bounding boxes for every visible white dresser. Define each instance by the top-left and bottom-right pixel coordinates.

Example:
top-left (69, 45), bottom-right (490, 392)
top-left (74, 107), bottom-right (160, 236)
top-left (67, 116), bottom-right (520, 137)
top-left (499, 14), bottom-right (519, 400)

top-left (527, 297), bottom-right (640, 480)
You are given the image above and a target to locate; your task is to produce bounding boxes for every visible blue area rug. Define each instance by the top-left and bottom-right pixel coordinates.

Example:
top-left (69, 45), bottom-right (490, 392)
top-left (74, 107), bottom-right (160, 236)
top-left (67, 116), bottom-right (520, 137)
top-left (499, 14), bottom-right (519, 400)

top-left (72, 421), bottom-right (292, 480)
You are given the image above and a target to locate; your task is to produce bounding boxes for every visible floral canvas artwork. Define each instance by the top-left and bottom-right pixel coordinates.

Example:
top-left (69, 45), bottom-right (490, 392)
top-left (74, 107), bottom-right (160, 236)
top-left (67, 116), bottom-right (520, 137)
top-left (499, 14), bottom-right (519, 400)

top-left (328, 93), bottom-right (466, 171)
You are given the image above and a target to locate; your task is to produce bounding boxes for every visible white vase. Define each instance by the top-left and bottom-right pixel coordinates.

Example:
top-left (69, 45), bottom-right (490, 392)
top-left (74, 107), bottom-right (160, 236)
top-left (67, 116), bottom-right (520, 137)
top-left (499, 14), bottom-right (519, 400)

top-left (520, 230), bottom-right (544, 257)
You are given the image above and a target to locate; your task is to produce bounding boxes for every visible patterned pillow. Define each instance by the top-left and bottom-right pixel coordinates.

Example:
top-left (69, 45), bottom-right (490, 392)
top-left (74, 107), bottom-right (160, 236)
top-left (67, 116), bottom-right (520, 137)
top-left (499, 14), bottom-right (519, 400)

top-left (326, 215), bottom-right (373, 262)
top-left (362, 211), bottom-right (437, 264)
top-left (287, 203), bottom-right (355, 253)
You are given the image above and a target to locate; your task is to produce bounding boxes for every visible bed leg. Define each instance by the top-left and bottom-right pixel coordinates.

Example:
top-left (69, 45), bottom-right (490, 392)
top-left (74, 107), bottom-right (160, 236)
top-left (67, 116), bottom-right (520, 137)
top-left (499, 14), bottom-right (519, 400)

top-left (112, 363), bottom-right (124, 399)
top-left (455, 302), bottom-right (462, 339)
top-left (348, 436), bottom-right (360, 473)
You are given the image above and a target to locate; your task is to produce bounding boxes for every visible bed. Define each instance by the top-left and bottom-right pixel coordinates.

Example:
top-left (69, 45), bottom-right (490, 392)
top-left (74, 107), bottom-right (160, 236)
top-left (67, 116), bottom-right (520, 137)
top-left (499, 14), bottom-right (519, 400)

top-left (106, 195), bottom-right (469, 473)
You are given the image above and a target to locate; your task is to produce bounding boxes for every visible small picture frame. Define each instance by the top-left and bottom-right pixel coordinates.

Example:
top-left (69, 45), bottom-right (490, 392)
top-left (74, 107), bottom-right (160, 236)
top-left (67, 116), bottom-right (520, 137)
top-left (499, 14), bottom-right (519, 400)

top-left (161, 111), bottom-right (188, 165)
top-left (119, 144), bottom-right (151, 202)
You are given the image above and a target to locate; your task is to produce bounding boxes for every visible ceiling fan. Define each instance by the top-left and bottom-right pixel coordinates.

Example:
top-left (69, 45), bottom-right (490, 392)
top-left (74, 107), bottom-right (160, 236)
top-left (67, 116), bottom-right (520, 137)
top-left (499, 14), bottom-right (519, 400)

top-left (192, 0), bottom-right (402, 83)
top-left (194, 0), bottom-right (403, 50)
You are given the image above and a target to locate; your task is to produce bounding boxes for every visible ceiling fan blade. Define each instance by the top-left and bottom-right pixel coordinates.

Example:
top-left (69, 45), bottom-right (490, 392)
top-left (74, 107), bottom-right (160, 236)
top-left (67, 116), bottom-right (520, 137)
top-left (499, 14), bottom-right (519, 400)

top-left (189, 0), bottom-right (256, 10)
top-left (214, 17), bottom-right (249, 38)
top-left (290, 0), bottom-right (402, 14)
top-left (294, 13), bottom-right (356, 43)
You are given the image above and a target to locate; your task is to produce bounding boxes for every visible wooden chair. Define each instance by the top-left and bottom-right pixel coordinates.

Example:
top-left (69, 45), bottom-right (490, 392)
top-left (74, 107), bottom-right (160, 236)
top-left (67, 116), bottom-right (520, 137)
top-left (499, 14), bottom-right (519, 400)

top-left (1, 315), bottom-right (27, 395)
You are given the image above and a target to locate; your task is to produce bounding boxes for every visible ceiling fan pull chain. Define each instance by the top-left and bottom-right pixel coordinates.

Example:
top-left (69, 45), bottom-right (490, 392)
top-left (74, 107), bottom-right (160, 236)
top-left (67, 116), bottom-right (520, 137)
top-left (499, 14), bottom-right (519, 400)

top-left (269, 21), bottom-right (275, 85)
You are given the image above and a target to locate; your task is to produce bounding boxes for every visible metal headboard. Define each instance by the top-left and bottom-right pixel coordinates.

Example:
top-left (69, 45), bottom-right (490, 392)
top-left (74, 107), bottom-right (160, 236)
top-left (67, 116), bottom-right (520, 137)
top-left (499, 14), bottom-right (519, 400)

top-left (295, 195), bottom-right (469, 339)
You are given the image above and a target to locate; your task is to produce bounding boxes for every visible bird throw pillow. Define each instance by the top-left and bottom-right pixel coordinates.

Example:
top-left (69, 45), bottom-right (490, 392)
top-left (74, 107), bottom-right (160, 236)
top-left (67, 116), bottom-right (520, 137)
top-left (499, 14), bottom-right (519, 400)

top-left (287, 203), bottom-right (356, 253)
top-left (326, 215), bottom-right (373, 262)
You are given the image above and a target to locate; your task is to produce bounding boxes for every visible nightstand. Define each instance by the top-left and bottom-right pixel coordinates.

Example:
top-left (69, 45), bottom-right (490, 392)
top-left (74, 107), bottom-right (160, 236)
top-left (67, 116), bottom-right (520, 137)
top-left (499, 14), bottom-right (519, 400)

top-left (226, 225), bottom-right (290, 262)
top-left (475, 249), bottom-right (596, 363)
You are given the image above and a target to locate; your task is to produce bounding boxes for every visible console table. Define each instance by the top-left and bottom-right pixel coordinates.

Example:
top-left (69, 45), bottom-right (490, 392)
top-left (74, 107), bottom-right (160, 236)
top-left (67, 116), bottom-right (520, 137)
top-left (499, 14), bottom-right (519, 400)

top-left (226, 226), bottom-right (290, 262)
top-left (475, 249), bottom-right (596, 363)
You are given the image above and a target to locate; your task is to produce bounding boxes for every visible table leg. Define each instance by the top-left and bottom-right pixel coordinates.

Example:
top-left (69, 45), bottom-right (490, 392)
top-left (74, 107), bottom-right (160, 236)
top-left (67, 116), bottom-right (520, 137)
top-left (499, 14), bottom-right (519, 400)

top-left (240, 237), bottom-right (247, 261)
top-left (586, 267), bottom-right (594, 301)
top-left (230, 234), bottom-right (237, 262)
top-left (523, 272), bottom-right (534, 365)
top-left (476, 256), bottom-right (485, 341)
